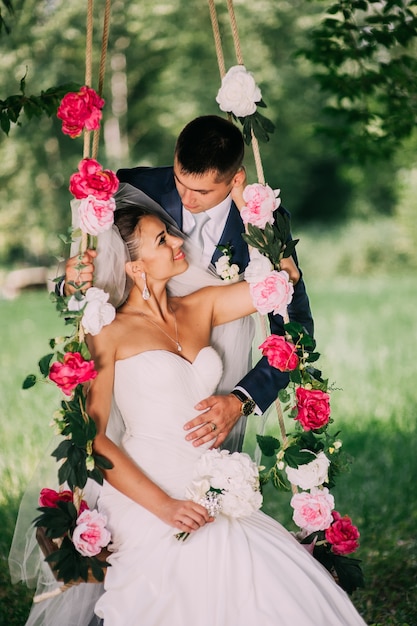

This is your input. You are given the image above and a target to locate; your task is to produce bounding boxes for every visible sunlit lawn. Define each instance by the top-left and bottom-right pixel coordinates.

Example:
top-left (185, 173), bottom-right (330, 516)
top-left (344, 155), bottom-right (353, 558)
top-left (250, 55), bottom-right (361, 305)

top-left (0, 275), bottom-right (416, 625)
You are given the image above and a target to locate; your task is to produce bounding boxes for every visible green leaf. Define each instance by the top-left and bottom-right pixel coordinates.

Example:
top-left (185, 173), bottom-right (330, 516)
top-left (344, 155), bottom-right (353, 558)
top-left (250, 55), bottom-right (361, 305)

top-left (277, 388), bottom-right (291, 403)
top-left (284, 445), bottom-right (316, 468)
top-left (332, 555), bottom-right (364, 595)
top-left (38, 353), bottom-right (54, 377)
top-left (256, 434), bottom-right (280, 457)
top-left (93, 454), bottom-right (113, 471)
top-left (22, 374), bottom-right (37, 389)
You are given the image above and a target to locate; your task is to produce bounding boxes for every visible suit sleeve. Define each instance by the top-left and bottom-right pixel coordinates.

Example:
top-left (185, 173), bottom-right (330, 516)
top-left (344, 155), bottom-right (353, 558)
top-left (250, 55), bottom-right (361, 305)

top-left (236, 208), bottom-right (314, 414)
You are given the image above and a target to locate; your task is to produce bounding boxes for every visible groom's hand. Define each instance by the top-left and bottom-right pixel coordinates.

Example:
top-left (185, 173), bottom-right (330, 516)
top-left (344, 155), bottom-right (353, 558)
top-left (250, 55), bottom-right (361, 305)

top-left (64, 249), bottom-right (97, 296)
top-left (184, 394), bottom-right (242, 448)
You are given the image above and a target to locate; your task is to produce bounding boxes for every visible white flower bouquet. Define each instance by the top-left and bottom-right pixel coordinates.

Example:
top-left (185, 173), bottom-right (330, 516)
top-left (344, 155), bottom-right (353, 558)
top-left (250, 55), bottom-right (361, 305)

top-left (176, 449), bottom-right (263, 541)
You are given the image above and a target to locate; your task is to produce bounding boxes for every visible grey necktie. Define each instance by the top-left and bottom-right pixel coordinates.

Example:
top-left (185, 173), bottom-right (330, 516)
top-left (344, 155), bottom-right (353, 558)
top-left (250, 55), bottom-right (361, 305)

top-left (191, 212), bottom-right (210, 250)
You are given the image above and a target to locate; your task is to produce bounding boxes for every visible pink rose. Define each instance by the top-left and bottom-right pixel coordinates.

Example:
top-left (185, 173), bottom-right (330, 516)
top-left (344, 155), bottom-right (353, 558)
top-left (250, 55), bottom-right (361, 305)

top-left (48, 351), bottom-right (97, 396)
top-left (72, 509), bottom-right (111, 557)
top-left (325, 511), bottom-right (360, 555)
top-left (241, 183), bottom-right (280, 228)
top-left (69, 158), bottom-right (119, 201)
top-left (294, 387), bottom-right (331, 431)
top-left (249, 270), bottom-right (294, 316)
top-left (39, 488), bottom-right (88, 513)
top-left (290, 487), bottom-right (334, 533)
top-left (57, 86), bottom-right (105, 138)
top-left (78, 195), bottom-right (116, 235)
top-left (259, 334), bottom-right (299, 371)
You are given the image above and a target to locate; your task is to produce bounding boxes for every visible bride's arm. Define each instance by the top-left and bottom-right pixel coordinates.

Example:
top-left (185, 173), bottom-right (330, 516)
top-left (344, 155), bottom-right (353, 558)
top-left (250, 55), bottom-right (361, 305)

top-left (86, 327), bottom-right (212, 534)
top-left (207, 253), bottom-right (300, 327)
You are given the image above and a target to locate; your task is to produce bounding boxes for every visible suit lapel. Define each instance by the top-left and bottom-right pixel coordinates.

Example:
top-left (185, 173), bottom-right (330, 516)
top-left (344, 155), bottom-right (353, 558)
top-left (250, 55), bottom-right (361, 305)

top-left (212, 202), bottom-right (249, 271)
top-left (159, 188), bottom-right (183, 229)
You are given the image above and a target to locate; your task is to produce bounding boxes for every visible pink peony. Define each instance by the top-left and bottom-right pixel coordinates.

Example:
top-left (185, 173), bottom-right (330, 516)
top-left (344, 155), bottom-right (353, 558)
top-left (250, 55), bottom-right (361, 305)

top-left (294, 387), bottom-right (331, 431)
top-left (39, 488), bottom-right (88, 513)
top-left (241, 183), bottom-right (279, 228)
top-left (72, 509), bottom-right (111, 557)
top-left (290, 487), bottom-right (334, 533)
top-left (259, 334), bottom-right (299, 371)
top-left (78, 195), bottom-right (116, 235)
top-left (69, 158), bottom-right (119, 201)
top-left (57, 86), bottom-right (105, 138)
top-left (249, 270), bottom-right (293, 317)
top-left (325, 511), bottom-right (360, 555)
top-left (48, 351), bottom-right (97, 396)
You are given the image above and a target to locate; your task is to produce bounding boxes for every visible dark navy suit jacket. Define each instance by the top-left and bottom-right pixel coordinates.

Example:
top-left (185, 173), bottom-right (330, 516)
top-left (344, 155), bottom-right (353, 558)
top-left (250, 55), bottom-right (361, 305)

top-left (117, 165), bottom-right (314, 413)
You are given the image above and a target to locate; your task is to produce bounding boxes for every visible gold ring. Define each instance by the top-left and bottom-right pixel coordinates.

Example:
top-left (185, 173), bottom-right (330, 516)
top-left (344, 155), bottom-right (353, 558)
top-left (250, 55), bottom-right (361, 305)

top-left (210, 422), bottom-right (217, 432)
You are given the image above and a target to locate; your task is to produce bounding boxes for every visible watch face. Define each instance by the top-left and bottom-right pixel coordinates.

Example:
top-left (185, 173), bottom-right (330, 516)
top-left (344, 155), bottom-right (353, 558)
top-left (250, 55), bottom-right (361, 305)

top-left (242, 399), bottom-right (256, 416)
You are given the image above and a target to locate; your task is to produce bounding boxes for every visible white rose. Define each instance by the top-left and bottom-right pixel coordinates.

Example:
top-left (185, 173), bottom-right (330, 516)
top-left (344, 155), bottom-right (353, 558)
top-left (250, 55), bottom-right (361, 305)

top-left (285, 451), bottom-right (330, 490)
top-left (81, 287), bottom-right (116, 335)
top-left (244, 250), bottom-right (273, 283)
top-left (67, 294), bottom-right (86, 311)
top-left (216, 65), bottom-right (262, 117)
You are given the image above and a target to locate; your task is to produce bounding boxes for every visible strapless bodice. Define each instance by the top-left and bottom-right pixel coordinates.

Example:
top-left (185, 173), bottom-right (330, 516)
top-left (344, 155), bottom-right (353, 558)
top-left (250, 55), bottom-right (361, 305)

top-left (112, 346), bottom-right (223, 496)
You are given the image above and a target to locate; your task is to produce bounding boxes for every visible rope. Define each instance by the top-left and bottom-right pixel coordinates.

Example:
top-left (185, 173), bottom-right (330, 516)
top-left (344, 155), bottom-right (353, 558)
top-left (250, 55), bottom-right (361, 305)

top-left (226, 0), bottom-right (243, 65)
top-left (92, 0), bottom-right (112, 160)
top-left (208, 0), bottom-right (293, 486)
top-left (208, 0), bottom-right (226, 79)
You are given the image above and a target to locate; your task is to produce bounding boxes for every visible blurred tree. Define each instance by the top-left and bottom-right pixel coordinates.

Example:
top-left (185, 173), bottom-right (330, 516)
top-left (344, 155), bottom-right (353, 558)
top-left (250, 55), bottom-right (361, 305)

top-left (299, 0), bottom-right (417, 161)
top-left (0, 0), bottom-right (416, 264)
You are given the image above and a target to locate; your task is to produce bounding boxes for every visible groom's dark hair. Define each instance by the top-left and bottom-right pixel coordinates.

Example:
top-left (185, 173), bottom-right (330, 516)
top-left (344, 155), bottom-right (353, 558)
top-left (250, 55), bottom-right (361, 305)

top-left (174, 115), bottom-right (244, 183)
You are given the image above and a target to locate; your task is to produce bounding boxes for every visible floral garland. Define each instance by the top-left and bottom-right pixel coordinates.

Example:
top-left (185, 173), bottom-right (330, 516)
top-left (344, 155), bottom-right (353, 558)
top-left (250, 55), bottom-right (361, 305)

top-left (23, 85), bottom-right (119, 585)
top-left (239, 180), bottom-right (363, 594)
top-left (216, 66), bottom-right (364, 594)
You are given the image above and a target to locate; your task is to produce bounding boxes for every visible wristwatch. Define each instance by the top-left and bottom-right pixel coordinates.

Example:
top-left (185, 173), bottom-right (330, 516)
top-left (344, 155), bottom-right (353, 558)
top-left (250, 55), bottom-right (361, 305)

top-left (231, 390), bottom-right (256, 417)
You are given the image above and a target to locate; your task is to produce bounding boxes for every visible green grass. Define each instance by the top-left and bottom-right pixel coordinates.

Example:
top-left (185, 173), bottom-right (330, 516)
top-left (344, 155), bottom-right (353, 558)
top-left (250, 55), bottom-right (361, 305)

top-left (1, 276), bottom-right (416, 625)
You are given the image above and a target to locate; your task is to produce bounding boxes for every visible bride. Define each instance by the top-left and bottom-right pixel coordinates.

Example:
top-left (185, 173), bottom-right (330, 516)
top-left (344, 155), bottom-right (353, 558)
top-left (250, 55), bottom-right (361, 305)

top-left (81, 197), bottom-right (365, 625)
top-left (17, 191), bottom-right (366, 625)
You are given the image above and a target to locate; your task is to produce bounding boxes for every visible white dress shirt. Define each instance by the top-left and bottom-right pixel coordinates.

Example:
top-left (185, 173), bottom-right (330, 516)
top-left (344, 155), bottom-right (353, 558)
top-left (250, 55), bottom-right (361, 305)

top-left (182, 195), bottom-right (232, 268)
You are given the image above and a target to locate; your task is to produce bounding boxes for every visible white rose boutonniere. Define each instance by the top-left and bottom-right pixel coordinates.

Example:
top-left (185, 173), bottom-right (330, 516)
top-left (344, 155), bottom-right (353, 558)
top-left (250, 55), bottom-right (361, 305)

top-left (215, 243), bottom-right (240, 283)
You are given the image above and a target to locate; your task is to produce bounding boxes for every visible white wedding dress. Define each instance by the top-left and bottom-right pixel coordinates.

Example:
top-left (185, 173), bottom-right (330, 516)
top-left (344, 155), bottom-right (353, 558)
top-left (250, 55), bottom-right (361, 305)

top-left (92, 346), bottom-right (366, 626)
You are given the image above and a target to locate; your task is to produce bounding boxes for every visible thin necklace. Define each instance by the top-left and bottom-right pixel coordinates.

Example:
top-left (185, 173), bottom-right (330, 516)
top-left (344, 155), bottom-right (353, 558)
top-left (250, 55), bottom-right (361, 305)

top-left (124, 303), bottom-right (182, 352)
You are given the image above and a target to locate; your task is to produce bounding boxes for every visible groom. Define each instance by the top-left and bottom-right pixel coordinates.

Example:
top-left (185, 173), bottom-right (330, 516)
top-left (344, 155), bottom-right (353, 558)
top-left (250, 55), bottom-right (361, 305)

top-left (64, 115), bottom-right (314, 451)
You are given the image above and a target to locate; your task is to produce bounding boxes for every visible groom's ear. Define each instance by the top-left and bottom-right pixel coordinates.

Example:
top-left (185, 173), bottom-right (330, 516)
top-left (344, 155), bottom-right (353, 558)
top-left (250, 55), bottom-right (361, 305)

top-left (231, 166), bottom-right (246, 188)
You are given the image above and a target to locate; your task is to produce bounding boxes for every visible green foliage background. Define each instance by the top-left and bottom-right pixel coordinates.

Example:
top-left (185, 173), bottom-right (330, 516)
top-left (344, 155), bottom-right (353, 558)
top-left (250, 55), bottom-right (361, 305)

top-left (0, 0), bottom-right (416, 271)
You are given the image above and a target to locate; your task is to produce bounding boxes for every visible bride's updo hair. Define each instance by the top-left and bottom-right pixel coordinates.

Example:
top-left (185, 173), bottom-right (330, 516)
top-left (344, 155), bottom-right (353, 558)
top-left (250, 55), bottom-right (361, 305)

top-left (113, 206), bottom-right (153, 262)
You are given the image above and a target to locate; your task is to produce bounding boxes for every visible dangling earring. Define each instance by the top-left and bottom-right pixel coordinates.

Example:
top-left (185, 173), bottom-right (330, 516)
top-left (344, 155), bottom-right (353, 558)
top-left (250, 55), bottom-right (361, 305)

top-left (141, 272), bottom-right (150, 300)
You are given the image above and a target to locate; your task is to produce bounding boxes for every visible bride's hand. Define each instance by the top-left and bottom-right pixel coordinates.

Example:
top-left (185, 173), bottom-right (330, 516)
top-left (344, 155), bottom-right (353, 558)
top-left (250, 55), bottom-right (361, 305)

top-left (280, 255), bottom-right (300, 285)
top-left (158, 498), bottom-right (213, 534)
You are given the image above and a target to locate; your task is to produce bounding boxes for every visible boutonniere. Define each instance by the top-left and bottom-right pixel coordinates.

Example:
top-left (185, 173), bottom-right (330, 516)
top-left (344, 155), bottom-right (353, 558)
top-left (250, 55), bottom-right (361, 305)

top-left (214, 243), bottom-right (240, 283)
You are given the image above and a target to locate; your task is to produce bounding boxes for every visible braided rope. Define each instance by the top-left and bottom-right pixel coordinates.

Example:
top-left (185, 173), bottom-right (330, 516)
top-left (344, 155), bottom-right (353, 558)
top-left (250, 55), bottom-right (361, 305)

top-left (207, 0), bottom-right (292, 467)
top-left (92, 0), bottom-right (112, 160)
